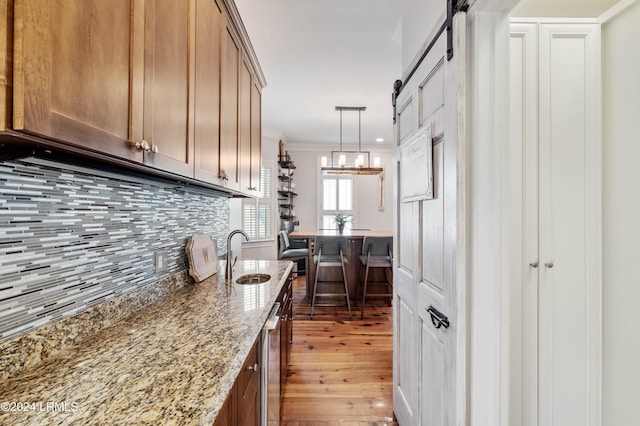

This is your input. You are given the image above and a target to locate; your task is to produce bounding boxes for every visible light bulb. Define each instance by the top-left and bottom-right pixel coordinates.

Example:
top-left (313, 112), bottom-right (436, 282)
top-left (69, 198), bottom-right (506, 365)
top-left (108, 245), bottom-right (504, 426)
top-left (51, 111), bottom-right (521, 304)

top-left (338, 154), bottom-right (346, 167)
top-left (321, 156), bottom-right (327, 167)
top-left (373, 157), bottom-right (381, 167)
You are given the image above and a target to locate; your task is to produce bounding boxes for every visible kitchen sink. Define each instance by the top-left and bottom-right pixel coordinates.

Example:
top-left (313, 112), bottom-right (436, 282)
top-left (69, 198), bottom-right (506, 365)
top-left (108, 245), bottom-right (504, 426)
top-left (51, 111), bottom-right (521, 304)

top-left (235, 273), bottom-right (271, 285)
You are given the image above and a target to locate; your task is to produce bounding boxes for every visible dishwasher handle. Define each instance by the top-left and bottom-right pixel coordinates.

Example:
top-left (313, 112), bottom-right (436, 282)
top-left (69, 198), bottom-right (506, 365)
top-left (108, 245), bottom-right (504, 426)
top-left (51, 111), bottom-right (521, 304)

top-left (263, 303), bottom-right (281, 331)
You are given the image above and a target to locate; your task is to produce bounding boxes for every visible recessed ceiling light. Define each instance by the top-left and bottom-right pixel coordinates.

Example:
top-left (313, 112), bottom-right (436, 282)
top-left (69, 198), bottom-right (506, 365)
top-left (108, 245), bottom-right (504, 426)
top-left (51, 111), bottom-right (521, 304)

top-left (376, 137), bottom-right (384, 142)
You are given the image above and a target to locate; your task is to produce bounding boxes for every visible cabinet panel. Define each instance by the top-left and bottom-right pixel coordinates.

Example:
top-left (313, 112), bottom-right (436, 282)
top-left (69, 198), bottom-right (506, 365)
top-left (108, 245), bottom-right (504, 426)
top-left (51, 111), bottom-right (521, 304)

top-left (250, 80), bottom-right (262, 193)
top-left (421, 140), bottom-right (444, 290)
top-left (194, 0), bottom-right (222, 183)
top-left (239, 58), bottom-right (252, 192)
top-left (0, 1), bottom-right (13, 130)
top-left (537, 23), bottom-right (601, 426)
top-left (220, 21), bottom-right (240, 190)
top-left (394, 273), bottom-right (418, 425)
top-left (141, 0), bottom-right (194, 177)
top-left (13, 0), bottom-right (140, 161)
top-left (212, 387), bottom-right (236, 426)
top-left (238, 334), bottom-right (261, 426)
top-left (419, 315), bottom-right (445, 425)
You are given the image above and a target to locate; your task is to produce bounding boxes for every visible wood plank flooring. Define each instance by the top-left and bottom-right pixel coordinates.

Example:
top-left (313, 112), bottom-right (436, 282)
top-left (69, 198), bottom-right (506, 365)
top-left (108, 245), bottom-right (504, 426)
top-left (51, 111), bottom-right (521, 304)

top-left (281, 277), bottom-right (397, 426)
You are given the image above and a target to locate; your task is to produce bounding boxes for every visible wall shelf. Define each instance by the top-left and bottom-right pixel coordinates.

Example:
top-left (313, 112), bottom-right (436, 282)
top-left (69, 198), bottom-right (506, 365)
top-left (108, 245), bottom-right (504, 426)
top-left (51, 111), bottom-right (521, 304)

top-left (278, 153), bottom-right (298, 231)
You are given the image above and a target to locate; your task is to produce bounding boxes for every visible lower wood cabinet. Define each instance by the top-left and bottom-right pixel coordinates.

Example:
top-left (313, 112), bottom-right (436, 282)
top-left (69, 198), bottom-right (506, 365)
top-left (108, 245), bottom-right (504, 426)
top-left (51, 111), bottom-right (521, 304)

top-left (279, 273), bottom-right (293, 395)
top-left (212, 389), bottom-right (235, 426)
top-left (213, 336), bottom-right (261, 426)
top-left (237, 334), bottom-right (261, 426)
top-left (213, 273), bottom-right (294, 426)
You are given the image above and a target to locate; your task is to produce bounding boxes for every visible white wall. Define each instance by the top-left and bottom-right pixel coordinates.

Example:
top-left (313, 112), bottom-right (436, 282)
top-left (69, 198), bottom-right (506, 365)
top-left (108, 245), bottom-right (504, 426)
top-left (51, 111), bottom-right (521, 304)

top-left (286, 146), bottom-right (394, 231)
top-left (467, 10), bottom-right (512, 426)
top-left (601, 2), bottom-right (640, 424)
top-left (401, 0), bottom-right (446, 73)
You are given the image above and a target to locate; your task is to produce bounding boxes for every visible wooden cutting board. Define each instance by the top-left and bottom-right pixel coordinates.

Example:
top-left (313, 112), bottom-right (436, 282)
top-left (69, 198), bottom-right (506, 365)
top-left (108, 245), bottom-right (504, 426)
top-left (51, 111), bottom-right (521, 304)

top-left (185, 235), bottom-right (219, 282)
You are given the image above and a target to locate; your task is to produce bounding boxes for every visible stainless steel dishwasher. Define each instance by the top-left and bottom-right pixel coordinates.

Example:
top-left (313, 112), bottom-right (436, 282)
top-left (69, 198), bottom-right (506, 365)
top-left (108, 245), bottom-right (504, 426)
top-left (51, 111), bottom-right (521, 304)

top-left (261, 303), bottom-right (281, 426)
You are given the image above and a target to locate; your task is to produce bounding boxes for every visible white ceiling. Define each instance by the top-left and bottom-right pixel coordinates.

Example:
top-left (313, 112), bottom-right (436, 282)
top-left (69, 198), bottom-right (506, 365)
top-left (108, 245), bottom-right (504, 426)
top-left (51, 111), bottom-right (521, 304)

top-left (234, 0), bottom-right (402, 147)
top-left (234, 0), bottom-right (620, 148)
top-left (512, 0), bottom-right (620, 17)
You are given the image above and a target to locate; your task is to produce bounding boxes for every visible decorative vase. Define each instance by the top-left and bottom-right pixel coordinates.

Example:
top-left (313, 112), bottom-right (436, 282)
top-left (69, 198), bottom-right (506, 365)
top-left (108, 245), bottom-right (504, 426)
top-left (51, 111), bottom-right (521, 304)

top-left (338, 224), bottom-right (345, 234)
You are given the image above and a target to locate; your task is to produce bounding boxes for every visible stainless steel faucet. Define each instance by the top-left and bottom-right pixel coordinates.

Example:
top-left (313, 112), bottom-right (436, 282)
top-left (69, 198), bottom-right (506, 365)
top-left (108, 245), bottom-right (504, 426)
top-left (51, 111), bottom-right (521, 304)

top-left (225, 229), bottom-right (249, 282)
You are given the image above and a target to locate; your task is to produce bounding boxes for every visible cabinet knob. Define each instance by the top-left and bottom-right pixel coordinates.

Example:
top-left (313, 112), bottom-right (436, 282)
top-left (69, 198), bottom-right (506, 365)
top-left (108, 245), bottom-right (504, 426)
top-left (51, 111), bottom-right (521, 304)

top-left (529, 261), bottom-right (539, 268)
top-left (133, 140), bottom-right (150, 151)
top-left (544, 261), bottom-right (554, 268)
top-left (151, 143), bottom-right (159, 153)
top-left (246, 363), bottom-right (259, 372)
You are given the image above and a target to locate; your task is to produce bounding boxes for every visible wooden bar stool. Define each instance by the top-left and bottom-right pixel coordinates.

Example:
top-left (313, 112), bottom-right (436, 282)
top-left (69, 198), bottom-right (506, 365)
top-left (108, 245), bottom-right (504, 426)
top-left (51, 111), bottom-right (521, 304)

top-left (311, 235), bottom-right (352, 320)
top-left (357, 236), bottom-right (393, 319)
top-left (278, 230), bottom-right (308, 277)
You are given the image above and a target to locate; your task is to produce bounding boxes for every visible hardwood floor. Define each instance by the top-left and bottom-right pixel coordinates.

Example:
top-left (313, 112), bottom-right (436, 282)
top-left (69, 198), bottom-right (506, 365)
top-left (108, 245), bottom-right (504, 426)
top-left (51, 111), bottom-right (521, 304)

top-left (281, 277), bottom-right (397, 426)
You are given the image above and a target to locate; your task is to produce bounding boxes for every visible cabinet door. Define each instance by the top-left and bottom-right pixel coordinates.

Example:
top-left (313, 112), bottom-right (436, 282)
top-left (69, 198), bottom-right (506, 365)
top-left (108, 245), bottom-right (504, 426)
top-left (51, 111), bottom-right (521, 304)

top-left (141, 0), bottom-right (194, 177)
top-left (220, 19), bottom-right (240, 190)
top-left (193, 0), bottom-right (222, 184)
top-left (238, 337), bottom-right (261, 426)
top-left (536, 23), bottom-right (602, 426)
top-left (250, 80), bottom-right (262, 193)
top-left (13, 0), bottom-right (141, 162)
top-left (238, 58), bottom-right (252, 193)
top-left (0, 1), bottom-right (13, 130)
top-left (212, 386), bottom-right (236, 426)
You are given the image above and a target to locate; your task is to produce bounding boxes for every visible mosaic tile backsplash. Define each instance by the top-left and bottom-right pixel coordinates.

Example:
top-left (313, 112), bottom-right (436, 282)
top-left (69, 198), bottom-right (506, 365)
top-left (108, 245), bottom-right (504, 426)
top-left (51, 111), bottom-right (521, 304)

top-left (0, 158), bottom-right (230, 341)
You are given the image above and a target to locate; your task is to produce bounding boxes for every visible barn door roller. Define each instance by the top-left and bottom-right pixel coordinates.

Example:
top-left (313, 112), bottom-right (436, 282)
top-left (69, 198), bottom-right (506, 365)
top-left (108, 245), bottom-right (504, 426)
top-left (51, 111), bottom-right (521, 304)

top-left (392, 0), bottom-right (469, 123)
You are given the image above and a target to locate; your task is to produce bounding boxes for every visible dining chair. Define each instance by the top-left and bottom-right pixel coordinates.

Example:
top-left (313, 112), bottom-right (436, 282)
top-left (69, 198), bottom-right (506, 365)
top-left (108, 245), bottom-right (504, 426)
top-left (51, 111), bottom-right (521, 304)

top-left (278, 230), bottom-right (309, 277)
top-left (310, 235), bottom-right (352, 320)
top-left (357, 236), bottom-right (393, 319)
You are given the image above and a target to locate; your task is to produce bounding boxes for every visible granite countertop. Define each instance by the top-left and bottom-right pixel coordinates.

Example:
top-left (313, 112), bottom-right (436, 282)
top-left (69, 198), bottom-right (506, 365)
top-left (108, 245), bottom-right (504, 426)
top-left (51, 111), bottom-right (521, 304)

top-left (0, 260), bottom-right (293, 426)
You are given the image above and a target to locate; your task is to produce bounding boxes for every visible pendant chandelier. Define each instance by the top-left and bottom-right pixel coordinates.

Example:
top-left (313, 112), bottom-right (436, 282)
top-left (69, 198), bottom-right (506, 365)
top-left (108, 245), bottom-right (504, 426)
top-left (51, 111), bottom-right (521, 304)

top-left (320, 106), bottom-right (383, 175)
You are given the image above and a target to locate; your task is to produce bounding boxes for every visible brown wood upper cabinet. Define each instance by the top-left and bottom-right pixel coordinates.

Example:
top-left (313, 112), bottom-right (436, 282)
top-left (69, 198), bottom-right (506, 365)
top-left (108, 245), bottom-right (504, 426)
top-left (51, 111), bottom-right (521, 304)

top-left (220, 19), bottom-right (240, 191)
top-left (5, 0), bottom-right (264, 196)
top-left (194, 0), bottom-right (222, 184)
top-left (11, 0), bottom-right (193, 176)
top-left (238, 56), bottom-right (252, 193)
top-left (139, 0), bottom-right (194, 177)
top-left (239, 55), bottom-right (262, 196)
top-left (250, 79), bottom-right (262, 194)
top-left (12, 0), bottom-right (142, 163)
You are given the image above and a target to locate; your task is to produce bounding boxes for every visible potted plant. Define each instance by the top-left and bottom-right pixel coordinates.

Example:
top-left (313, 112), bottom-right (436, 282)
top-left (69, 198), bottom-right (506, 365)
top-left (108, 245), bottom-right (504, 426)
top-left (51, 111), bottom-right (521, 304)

top-left (333, 212), bottom-right (352, 234)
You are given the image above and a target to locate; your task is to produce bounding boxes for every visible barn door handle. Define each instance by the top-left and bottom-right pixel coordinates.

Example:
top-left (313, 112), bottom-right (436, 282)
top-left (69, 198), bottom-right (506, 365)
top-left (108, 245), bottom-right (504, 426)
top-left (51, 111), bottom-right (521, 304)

top-left (426, 306), bottom-right (450, 329)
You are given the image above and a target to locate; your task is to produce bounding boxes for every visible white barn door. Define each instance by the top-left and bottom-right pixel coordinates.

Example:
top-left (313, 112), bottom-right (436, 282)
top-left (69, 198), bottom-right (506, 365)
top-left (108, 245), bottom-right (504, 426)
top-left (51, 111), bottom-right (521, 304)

top-left (393, 11), bottom-right (467, 426)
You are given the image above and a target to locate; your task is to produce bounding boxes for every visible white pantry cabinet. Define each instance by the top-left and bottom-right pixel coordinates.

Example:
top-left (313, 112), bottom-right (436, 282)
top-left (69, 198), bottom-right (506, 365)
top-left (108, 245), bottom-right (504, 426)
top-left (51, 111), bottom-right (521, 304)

top-left (510, 21), bottom-right (602, 426)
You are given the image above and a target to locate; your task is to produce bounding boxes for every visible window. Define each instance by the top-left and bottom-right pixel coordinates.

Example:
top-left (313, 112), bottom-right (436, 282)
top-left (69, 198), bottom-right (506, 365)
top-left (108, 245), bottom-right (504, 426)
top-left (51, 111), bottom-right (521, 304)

top-left (243, 165), bottom-right (273, 240)
top-left (320, 176), bottom-right (354, 230)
